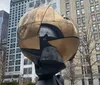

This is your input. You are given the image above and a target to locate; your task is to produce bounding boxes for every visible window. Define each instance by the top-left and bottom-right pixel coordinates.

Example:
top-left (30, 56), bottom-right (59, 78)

top-left (28, 67), bottom-right (32, 74)
top-left (23, 67), bottom-right (32, 74)
top-left (82, 17), bottom-right (85, 24)
top-left (12, 24), bottom-right (14, 27)
top-left (99, 33), bottom-right (100, 39)
top-left (11, 38), bottom-right (16, 43)
top-left (76, 1), bottom-right (80, 7)
top-left (41, 0), bottom-right (45, 4)
top-left (16, 48), bottom-right (21, 53)
top-left (91, 14), bottom-right (96, 21)
top-left (9, 61), bottom-right (14, 65)
top-left (83, 35), bottom-right (87, 42)
top-left (66, 0), bottom-right (69, 1)
top-left (8, 29), bottom-right (11, 33)
top-left (66, 3), bottom-right (70, 9)
top-left (95, 5), bottom-right (99, 11)
top-left (24, 59), bottom-right (28, 65)
top-left (98, 23), bottom-right (100, 30)
top-left (29, 2), bottom-right (34, 8)
top-left (98, 65), bottom-right (100, 73)
top-left (29, 60), bottom-right (32, 64)
top-left (81, 56), bottom-right (87, 64)
top-left (47, 0), bottom-right (51, 3)
top-left (24, 68), bottom-right (27, 74)
top-left (92, 24), bottom-right (97, 31)
top-left (80, 36), bottom-right (86, 45)
top-left (95, 0), bottom-right (98, 2)
top-left (9, 55), bottom-right (15, 60)
top-left (15, 60), bottom-right (20, 65)
top-left (96, 54), bottom-right (100, 60)
top-left (11, 33), bottom-right (16, 38)
top-left (34, 0), bottom-right (40, 8)
top-left (83, 26), bottom-right (86, 32)
top-left (76, 9), bottom-right (80, 15)
top-left (88, 79), bottom-right (92, 85)
top-left (96, 13), bottom-right (100, 20)
top-left (77, 18), bottom-right (81, 25)
top-left (96, 43), bottom-right (100, 51)
top-left (16, 54), bottom-right (21, 59)
top-left (94, 33), bottom-right (98, 40)
top-left (81, 8), bottom-right (85, 14)
top-left (24, 59), bottom-right (32, 65)
top-left (15, 66), bottom-right (20, 71)
top-left (8, 67), bottom-right (14, 72)
top-left (90, 6), bottom-right (95, 12)
top-left (6, 56), bottom-right (8, 60)
top-left (5, 67), bottom-right (8, 72)
top-left (89, 0), bottom-right (94, 3)
top-left (10, 43), bottom-right (15, 48)
top-left (17, 43), bottom-right (19, 47)
top-left (52, 3), bottom-right (56, 9)
top-left (24, 0), bottom-right (26, 3)
top-left (80, 0), bottom-right (84, 6)
top-left (10, 49), bottom-right (15, 54)
top-left (78, 27), bottom-right (82, 33)
top-left (83, 66), bottom-right (90, 74)
top-left (66, 11), bottom-right (70, 16)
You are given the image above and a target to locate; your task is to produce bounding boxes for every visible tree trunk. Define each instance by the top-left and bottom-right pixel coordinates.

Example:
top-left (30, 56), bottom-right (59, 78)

top-left (89, 65), bottom-right (93, 85)
top-left (71, 80), bottom-right (74, 85)
top-left (70, 60), bottom-right (75, 85)
top-left (81, 66), bottom-right (85, 85)
top-left (88, 58), bottom-right (93, 85)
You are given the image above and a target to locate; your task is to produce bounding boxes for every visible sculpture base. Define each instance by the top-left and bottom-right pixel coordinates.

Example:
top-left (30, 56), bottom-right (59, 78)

top-left (36, 75), bottom-right (64, 85)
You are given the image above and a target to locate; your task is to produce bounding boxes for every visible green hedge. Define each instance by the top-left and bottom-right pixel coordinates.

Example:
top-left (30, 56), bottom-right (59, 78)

top-left (27, 82), bottom-right (36, 85)
top-left (2, 81), bottom-right (18, 85)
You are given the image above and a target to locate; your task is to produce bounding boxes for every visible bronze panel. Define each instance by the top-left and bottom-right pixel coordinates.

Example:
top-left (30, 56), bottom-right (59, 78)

top-left (17, 22), bottom-right (41, 40)
top-left (41, 20), bottom-right (79, 38)
top-left (48, 38), bottom-right (79, 61)
top-left (42, 7), bottom-right (63, 22)
top-left (18, 7), bottom-right (79, 62)
top-left (19, 35), bottom-right (40, 49)
top-left (18, 8), bottom-right (38, 26)
top-left (18, 7), bottom-right (79, 40)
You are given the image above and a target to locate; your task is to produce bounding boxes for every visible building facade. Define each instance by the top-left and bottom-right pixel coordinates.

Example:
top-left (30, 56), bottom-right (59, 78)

top-left (0, 48), bottom-right (7, 83)
top-left (5, 0), bottom-right (66, 82)
top-left (63, 0), bottom-right (100, 85)
top-left (0, 10), bottom-right (9, 83)
top-left (0, 10), bottom-right (9, 47)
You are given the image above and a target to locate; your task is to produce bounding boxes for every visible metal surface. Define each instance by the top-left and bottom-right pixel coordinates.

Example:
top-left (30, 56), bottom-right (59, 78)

top-left (19, 35), bottom-right (40, 49)
top-left (49, 37), bottom-right (79, 61)
top-left (17, 6), bottom-right (79, 85)
top-left (17, 6), bottom-right (79, 62)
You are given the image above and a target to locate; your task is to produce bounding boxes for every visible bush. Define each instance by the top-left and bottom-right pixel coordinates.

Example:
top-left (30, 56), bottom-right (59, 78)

top-left (27, 82), bottom-right (35, 85)
top-left (2, 81), bottom-right (18, 85)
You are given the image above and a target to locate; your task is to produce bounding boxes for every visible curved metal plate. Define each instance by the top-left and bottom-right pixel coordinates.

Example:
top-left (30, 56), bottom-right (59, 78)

top-left (48, 37), bottom-right (79, 61)
top-left (19, 35), bottom-right (40, 49)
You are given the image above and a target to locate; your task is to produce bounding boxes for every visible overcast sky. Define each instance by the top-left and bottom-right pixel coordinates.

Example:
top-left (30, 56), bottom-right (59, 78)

top-left (0, 0), bottom-right (10, 13)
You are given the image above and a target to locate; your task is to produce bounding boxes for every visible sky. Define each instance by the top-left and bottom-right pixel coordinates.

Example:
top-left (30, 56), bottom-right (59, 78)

top-left (0, 0), bottom-right (10, 13)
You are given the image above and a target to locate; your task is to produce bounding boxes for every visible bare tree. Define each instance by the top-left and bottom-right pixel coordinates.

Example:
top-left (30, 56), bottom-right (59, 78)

top-left (62, 16), bottom-right (97, 85)
top-left (78, 18), bottom-right (97, 85)
top-left (62, 58), bottom-right (82, 85)
top-left (62, 26), bottom-right (96, 85)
